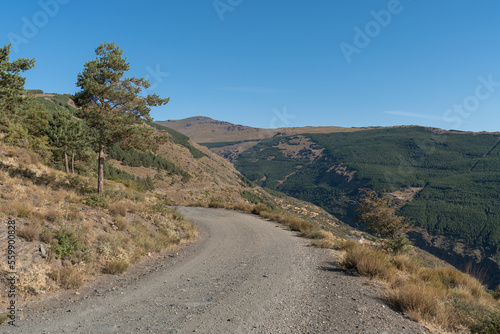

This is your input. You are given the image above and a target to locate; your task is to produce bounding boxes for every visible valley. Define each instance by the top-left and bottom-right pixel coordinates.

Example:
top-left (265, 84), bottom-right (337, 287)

top-left (165, 117), bottom-right (500, 289)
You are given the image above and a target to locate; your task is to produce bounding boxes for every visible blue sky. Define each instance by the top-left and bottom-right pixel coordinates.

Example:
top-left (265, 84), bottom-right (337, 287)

top-left (2, 0), bottom-right (500, 131)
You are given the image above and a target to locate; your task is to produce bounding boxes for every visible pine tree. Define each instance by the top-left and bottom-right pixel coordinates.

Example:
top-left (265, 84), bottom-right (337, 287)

top-left (48, 108), bottom-right (86, 173)
top-left (355, 188), bottom-right (413, 252)
top-left (0, 43), bottom-right (36, 125)
top-left (73, 42), bottom-right (169, 194)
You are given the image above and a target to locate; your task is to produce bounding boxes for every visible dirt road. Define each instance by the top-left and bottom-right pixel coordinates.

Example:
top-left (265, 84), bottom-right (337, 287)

top-left (5, 208), bottom-right (428, 333)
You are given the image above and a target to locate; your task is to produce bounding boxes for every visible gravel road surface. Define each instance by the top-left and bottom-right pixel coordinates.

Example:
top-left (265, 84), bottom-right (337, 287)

top-left (4, 207), bottom-right (429, 333)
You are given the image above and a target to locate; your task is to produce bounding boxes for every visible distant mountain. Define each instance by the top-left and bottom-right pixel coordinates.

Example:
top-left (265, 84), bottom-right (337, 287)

top-left (157, 116), bottom-right (368, 144)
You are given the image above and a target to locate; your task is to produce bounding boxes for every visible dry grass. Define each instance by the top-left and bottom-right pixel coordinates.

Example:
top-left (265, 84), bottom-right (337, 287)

top-left (335, 240), bottom-right (500, 332)
top-left (283, 216), bottom-right (315, 233)
top-left (341, 243), bottom-right (396, 280)
top-left (251, 203), bottom-right (271, 215)
top-left (231, 202), bottom-right (253, 213)
top-left (104, 259), bottom-right (129, 274)
top-left (385, 281), bottom-right (441, 322)
top-left (45, 208), bottom-right (61, 223)
top-left (113, 217), bottom-right (128, 231)
top-left (18, 263), bottom-right (55, 296)
top-left (49, 267), bottom-right (85, 289)
top-left (18, 222), bottom-right (41, 242)
top-left (392, 254), bottom-right (420, 275)
top-left (40, 228), bottom-right (55, 244)
top-left (1, 201), bottom-right (32, 218)
top-left (108, 202), bottom-right (127, 217)
top-left (208, 197), bottom-right (225, 208)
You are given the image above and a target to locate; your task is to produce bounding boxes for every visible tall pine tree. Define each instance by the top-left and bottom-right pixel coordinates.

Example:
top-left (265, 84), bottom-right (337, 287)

top-left (73, 42), bottom-right (169, 194)
top-left (0, 43), bottom-right (36, 128)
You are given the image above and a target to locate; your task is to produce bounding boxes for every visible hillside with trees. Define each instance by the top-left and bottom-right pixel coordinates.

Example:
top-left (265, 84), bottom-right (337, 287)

top-left (198, 126), bottom-right (500, 289)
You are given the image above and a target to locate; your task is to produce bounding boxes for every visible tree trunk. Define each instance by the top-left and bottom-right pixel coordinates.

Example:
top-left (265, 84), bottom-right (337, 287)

top-left (71, 152), bottom-right (75, 174)
top-left (98, 146), bottom-right (105, 194)
top-left (64, 152), bottom-right (70, 174)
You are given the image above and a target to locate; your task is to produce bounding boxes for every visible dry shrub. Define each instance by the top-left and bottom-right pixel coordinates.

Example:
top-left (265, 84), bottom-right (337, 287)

top-left (311, 238), bottom-right (336, 248)
top-left (342, 243), bottom-right (395, 280)
top-left (283, 216), bottom-right (314, 233)
top-left (178, 221), bottom-right (198, 240)
top-left (385, 281), bottom-right (441, 322)
top-left (18, 223), bottom-right (41, 242)
top-left (126, 202), bottom-right (139, 213)
top-left (310, 231), bottom-right (337, 248)
top-left (251, 203), bottom-right (271, 215)
top-left (232, 202), bottom-right (253, 213)
top-left (128, 220), bottom-right (177, 257)
top-left (2, 201), bottom-right (32, 218)
top-left (392, 254), bottom-right (420, 275)
top-left (108, 202), bottom-right (127, 217)
top-left (45, 208), bottom-right (61, 223)
top-left (113, 217), bottom-right (128, 231)
top-left (104, 259), bottom-right (129, 274)
top-left (300, 228), bottom-right (327, 239)
top-left (65, 205), bottom-right (82, 221)
top-left (259, 210), bottom-right (284, 223)
top-left (16, 202), bottom-right (32, 218)
top-left (49, 266), bottom-right (85, 289)
top-left (420, 267), bottom-right (486, 299)
top-left (40, 228), bottom-right (55, 244)
top-left (208, 197), bottom-right (225, 208)
top-left (6, 149), bottom-right (17, 157)
top-left (18, 263), bottom-right (54, 296)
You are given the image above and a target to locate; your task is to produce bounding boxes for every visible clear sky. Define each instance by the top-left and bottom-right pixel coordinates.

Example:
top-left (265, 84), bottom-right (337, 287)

top-left (2, 0), bottom-right (500, 131)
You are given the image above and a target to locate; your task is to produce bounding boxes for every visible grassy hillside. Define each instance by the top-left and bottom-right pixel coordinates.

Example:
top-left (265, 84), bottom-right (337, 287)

top-left (230, 127), bottom-right (500, 288)
top-left (0, 94), bottom-right (352, 310)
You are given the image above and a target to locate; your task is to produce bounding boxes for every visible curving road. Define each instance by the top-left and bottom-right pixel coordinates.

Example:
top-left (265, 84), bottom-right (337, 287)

top-left (6, 207), bottom-right (428, 333)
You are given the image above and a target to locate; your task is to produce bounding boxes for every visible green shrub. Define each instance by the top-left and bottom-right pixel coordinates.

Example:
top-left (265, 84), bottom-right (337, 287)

top-left (85, 193), bottom-right (107, 208)
top-left (52, 228), bottom-right (81, 259)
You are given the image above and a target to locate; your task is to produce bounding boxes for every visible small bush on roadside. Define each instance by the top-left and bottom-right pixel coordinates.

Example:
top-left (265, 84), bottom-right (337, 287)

top-left (49, 267), bottom-right (85, 289)
top-left (283, 216), bottom-right (314, 233)
top-left (391, 254), bottom-right (420, 275)
top-left (342, 242), bottom-right (395, 280)
top-left (104, 259), bottom-right (129, 274)
top-left (251, 203), bottom-right (271, 215)
top-left (231, 202), bottom-right (253, 213)
top-left (52, 228), bottom-right (82, 260)
top-left (385, 281), bottom-right (441, 322)
top-left (208, 197), bottom-right (225, 208)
